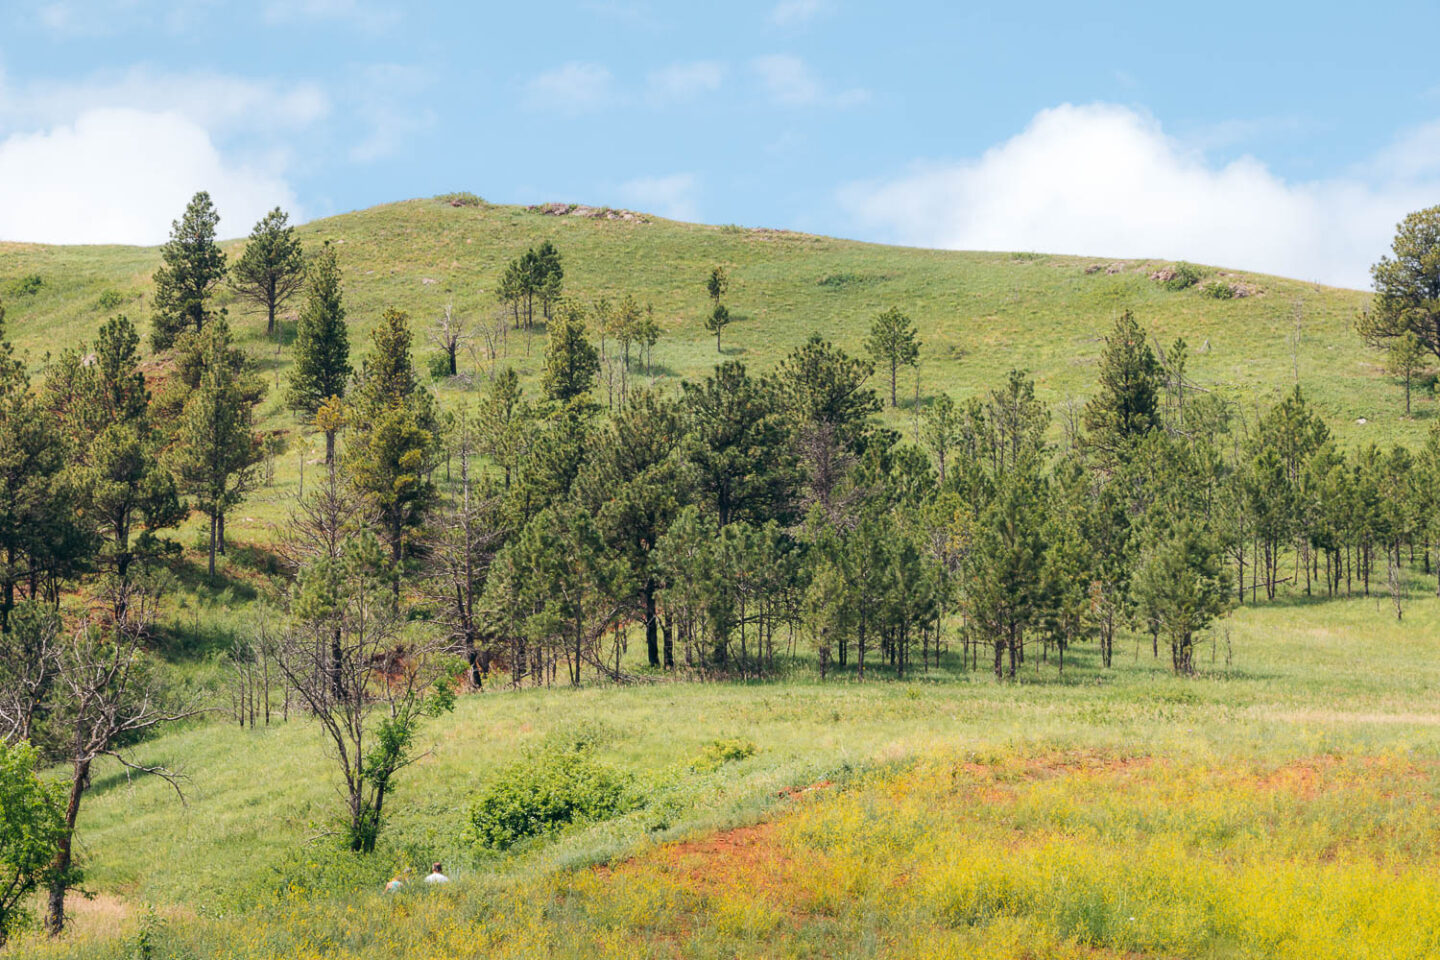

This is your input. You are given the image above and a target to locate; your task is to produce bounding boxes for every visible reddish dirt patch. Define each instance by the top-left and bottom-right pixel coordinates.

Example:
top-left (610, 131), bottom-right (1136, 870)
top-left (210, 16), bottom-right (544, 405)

top-left (1252, 756), bottom-right (1342, 799)
top-left (778, 779), bottom-right (833, 799)
top-left (597, 819), bottom-right (819, 917)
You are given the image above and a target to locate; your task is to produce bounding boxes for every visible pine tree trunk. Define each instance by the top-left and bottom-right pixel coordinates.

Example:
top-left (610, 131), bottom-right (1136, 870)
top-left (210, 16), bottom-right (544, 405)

top-left (644, 583), bottom-right (659, 668)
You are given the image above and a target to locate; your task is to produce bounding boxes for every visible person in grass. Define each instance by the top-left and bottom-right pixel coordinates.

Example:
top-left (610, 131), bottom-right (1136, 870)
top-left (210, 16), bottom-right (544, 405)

top-left (385, 867), bottom-right (411, 892)
top-left (424, 862), bottom-right (449, 884)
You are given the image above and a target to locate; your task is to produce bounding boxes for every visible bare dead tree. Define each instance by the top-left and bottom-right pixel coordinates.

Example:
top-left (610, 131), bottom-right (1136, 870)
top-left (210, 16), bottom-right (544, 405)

top-left (274, 529), bottom-right (454, 853)
top-left (276, 461), bottom-right (366, 703)
top-left (43, 588), bottom-right (199, 936)
top-left (422, 413), bottom-right (504, 689)
top-left (429, 304), bottom-right (472, 378)
top-left (0, 603), bottom-right (61, 745)
top-left (468, 307), bottom-right (509, 380)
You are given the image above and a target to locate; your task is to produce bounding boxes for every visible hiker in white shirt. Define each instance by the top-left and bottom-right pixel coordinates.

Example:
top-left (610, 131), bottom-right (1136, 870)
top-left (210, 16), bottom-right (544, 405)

top-left (424, 862), bottom-right (449, 884)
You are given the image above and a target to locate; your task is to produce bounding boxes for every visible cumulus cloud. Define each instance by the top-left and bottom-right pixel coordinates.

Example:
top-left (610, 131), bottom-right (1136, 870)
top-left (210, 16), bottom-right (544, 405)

top-left (618, 173), bottom-right (699, 221)
top-left (0, 108), bottom-right (297, 244)
top-left (0, 66), bottom-right (329, 135)
top-left (769, 0), bottom-right (830, 27)
top-left (646, 61), bottom-right (725, 106)
top-left (525, 62), bottom-right (618, 114)
top-left (751, 55), bottom-right (867, 108)
top-left (841, 103), bottom-right (1440, 288)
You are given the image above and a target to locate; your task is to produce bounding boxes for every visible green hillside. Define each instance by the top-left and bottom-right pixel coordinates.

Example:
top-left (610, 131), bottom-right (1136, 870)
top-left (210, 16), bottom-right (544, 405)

top-left (0, 195), bottom-right (1394, 449)
top-left (9, 196), bottom-right (1438, 960)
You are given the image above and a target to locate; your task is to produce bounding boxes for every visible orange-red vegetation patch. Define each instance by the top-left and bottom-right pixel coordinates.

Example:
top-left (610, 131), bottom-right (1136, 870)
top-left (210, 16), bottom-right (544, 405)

top-left (597, 819), bottom-right (820, 919)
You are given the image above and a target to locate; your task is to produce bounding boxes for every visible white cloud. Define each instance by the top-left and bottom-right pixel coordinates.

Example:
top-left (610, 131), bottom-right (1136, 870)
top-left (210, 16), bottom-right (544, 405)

top-left (841, 102), bottom-right (1440, 289)
top-left (751, 54), bottom-right (868, 108)
top-left (618, 173), bottom-right (699, 221)
top-left (646, 61), bottom-right (724, 106)
top-left (0, 108), bottom-right (297, 244)
top-left (769, 0), bottom-right (830, 26)
top-left (525, 62), bottom-right (617, 114)
top-left (0, 67), bottom-right (329, 136)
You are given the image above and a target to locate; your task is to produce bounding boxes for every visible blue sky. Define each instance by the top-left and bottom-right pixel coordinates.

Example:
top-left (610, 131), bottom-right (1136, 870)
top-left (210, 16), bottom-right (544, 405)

top-left (2, 0), bottom-right (1439, 287)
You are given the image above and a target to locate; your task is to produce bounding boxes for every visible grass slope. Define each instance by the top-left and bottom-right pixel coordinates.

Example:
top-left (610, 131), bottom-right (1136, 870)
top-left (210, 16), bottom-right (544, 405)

top-left (16, 589), bottom-right (1440, 958)
top-left (0, 196), bottom-right (1399, 448)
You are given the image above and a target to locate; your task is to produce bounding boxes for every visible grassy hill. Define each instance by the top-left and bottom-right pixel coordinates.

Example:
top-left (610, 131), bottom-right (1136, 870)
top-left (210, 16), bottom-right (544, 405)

top-left (8, 197), bottom-right (1439, 959)
top-left (0, 195), bottom-right (1398, 453)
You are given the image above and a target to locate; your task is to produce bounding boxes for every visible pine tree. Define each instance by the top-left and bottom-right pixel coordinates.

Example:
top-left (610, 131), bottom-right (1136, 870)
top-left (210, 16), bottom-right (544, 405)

top-left (287, 244), bottom-right (352, 463)
top-left (231, 208), bottom-right (304, 337)
top-left (534, 240), bottom-right (564, 323)
top-left (865, 306), bottom-right (920, 408)
top-left (681, 361), bottom-right (797, 527)
top-left (1084, 310), bottom-right (1161, 461)
top-left (1358, 206), bottom-right (1440, 364)
top-left (0, 302), bottom-right (75, 628)
top-left (576, 389), bottom-right (688, 668)
top-left (1131, 519), bottom-right (1226, 674)
top-left (704, 303), bottom-right (731, 352)
top-left (1387, 334), bottom-right (1427, 416)
top-left (150, 191), bottom-right (227, 350)
top-left (348, 309), bottom-right (442, 575)
top-left (541, 304), bottom-right (599, 404)
top-left (168, 323), bottom-right (264, 577)
top-left (46, 315), bottom-right (185, 612)
top-left (706, 265), bottom-right (729, 307)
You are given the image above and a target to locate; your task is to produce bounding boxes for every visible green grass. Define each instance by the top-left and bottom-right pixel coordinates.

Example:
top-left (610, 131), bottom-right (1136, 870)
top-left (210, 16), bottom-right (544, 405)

top-left (14, 584), bottom-right (1440, 957)
top-left (0, 195), bottom-right (1400, 446)
top-left (0, 197), bottom-right (1401, 568)
top-left (4, 197), bottom-right (1434, 957)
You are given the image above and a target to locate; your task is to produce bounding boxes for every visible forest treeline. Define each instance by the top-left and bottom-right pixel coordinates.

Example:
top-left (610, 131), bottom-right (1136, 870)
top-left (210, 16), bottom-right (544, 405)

top-left (4, 193), bottom-right (1440, 937)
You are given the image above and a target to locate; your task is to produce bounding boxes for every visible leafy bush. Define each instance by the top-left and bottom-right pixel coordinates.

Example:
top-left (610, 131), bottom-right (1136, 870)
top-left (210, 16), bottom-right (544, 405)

top-left (425, 353), bottom-right (453, 380)
top-left (1164, 263), bottom-right (1202, 291)
top-left (468, 749), bottom-right (631, 850)
top-left (5, 274), bottom-right (42, 298)
top-left (435, 192), bottom-right (484, 207)
top-left (96, 289), bottom-right (127, 311)
top-left (691, 737), bottom-right (757, 772)
top-left (1202, 281), bottom-right (1235, 300)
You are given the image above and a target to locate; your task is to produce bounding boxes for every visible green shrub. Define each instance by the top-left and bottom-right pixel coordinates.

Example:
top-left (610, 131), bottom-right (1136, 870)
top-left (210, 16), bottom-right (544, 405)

top-left (817, 272), bottom-right (880, 289)
top-left (435, 192), bottom-right (484, 207)
top-left (425, 353), bottom-right (453, 380)
top-left (96, 289), bottom-right (127, 311)
top-left (1164, 263), bottom-right (1202, 291)
top-left (5, 274), bottom-right (42, 297)
top-left (691, 737), bottom-right (757, 772)
top-left (468, 749), bottom-right (631, 850)
top-left (1202, 281), bottom-right (1235, 300)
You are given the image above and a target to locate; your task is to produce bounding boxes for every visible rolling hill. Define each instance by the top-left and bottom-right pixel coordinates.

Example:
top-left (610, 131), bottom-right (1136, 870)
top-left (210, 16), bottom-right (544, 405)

top-left (0, 194), bottom-right (1395, 453)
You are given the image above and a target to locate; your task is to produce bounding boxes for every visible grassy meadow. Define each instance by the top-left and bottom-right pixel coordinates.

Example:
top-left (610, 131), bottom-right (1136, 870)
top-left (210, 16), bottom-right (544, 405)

top-left (12, 584), bottom-right (1440, 959)
top-left (4, 197), bottom-right (1437, 958)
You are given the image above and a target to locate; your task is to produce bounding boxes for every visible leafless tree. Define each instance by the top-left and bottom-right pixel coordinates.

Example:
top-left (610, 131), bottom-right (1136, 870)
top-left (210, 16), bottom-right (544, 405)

top-left (273, 529), bottom-right (454, 853)
top-left (423, 415), bottom-right (504, 689)
top-left (43, 587), bottom-right (199, 935)
top-left (0, 604), bottom-right (62, 745)
top-left (429, 304), bottom-right (472, 378)
top-left (468, 307), bottom-right (509, 379)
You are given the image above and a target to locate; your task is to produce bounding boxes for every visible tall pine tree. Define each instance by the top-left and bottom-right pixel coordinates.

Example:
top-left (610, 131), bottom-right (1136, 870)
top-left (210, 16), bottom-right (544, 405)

top-left (287, 243), bottom-right (352, 463)
top-left (151, 192), bottom-right (227, 350)
top-left (231, 208), bottom-right (304, 337)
